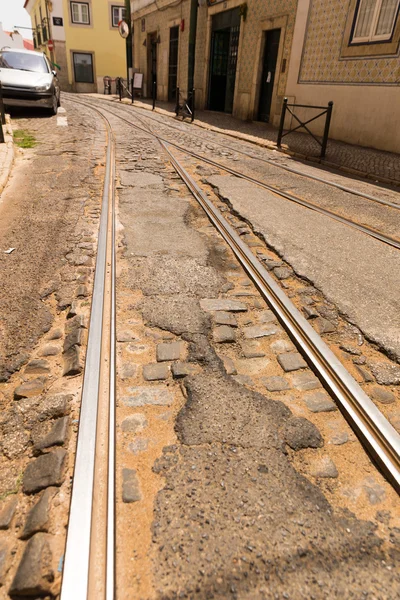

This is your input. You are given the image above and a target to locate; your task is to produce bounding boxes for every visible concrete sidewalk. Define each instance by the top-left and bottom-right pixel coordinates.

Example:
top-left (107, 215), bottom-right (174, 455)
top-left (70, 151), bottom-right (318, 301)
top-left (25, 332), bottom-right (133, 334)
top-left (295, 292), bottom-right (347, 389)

top-left (110, 95), bottom-right (400, 186)
top-left (0, 116), bottom-right (15, 199)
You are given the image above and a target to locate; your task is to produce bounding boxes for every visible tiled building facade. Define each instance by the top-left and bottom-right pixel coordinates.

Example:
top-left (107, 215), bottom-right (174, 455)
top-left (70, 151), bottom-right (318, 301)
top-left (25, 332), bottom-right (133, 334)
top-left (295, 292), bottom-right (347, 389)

top-left (285, 0), bottom-right (400, 152)
top-left (131, 0), bottom-right (298, 125)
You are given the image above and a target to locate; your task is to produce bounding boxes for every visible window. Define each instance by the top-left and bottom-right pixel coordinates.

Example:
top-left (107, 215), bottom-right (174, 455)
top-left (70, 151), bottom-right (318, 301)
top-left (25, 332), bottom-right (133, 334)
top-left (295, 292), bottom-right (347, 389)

top-left (352, 0), bottom-right (400, 42)
top-left (73, 52), bottom-right (94, 83)
top-left (71, 2), bottom-right (90, 25)
top-left (112, 5), bottom-right (126, 27)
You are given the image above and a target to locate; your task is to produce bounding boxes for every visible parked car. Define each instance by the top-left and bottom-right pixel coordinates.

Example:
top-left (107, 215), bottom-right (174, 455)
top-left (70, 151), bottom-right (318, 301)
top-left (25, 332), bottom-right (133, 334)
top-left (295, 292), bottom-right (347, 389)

top-left (0, 47), bottom-right (60, 115)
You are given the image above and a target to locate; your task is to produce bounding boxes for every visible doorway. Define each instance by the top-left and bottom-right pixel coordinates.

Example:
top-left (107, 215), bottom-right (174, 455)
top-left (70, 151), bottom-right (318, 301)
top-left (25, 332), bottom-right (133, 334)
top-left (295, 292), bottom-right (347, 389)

top-left (208, 8), bottom-right (240, 113)
top-left (168, 26), bottom-right (179, 102)
top-left (147, 32), bottom-right (158, 99)
top-left (258, 28), bottom-right (281, 122)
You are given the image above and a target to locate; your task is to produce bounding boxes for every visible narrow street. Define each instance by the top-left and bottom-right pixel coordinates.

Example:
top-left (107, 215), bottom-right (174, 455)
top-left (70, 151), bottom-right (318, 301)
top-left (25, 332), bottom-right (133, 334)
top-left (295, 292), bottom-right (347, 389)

top-left (0, 96), bottom-right (399, 599)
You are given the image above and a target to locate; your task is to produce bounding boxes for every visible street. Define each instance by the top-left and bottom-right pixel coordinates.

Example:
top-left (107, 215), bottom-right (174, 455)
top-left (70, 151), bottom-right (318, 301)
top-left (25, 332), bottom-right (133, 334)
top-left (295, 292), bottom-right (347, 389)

top-left (0, 96), bottom-right (399, 598)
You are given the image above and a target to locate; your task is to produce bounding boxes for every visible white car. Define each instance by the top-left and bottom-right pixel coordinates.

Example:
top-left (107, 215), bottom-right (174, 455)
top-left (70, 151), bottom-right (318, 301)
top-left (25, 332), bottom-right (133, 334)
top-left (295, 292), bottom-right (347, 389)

top-left (0, 47), bottom-right (60, 115)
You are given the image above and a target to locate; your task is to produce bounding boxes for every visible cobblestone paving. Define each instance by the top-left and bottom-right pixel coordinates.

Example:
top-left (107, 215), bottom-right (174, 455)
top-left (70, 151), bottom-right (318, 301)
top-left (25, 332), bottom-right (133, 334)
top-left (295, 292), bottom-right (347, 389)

top-left (119, 96), bottom-right (400, 185)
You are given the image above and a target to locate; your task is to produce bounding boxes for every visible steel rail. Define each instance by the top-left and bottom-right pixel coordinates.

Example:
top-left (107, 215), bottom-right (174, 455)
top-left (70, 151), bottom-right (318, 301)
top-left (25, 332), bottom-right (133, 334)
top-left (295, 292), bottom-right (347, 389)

top-left (66, 96), bottom-right (400, 496)
top-left (86, 94), bottom-right (400, 210)
top-left (60, 105), bottom-right (116, 599)
top-left (160, 139), bottom-right (400, 493)
top-left (74, 97), bottom-right (400, 251)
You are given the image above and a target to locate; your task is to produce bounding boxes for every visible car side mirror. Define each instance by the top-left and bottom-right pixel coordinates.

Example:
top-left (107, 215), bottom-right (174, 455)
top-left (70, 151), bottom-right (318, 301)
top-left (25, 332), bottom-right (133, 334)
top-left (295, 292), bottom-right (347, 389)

top-left (52, 70), bottom-right (57, 76)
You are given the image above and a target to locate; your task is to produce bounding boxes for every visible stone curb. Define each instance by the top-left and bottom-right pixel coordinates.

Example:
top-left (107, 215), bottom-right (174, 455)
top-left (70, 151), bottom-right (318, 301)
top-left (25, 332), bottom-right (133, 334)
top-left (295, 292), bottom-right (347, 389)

top-left (108, 95), bottom-right (400, 189)
top-left (0, 115), bottom-right (15, 197)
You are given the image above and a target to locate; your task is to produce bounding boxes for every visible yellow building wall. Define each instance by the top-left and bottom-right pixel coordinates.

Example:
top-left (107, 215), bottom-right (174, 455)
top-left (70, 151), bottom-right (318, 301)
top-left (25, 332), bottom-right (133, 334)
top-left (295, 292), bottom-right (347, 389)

top-left (62, 0), bottom-right (127, 92)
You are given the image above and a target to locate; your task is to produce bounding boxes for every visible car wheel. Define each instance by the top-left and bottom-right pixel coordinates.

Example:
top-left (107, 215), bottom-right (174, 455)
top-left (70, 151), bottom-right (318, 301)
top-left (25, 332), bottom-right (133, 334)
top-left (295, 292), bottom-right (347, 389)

top-left (48, 93), bottom-right (58, 116)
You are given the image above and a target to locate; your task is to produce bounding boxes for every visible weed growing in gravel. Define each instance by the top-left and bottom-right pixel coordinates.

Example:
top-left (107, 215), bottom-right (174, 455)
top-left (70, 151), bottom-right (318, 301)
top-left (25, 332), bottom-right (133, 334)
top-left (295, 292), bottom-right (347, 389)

top-left (13, 129), bottom-right (36, 148)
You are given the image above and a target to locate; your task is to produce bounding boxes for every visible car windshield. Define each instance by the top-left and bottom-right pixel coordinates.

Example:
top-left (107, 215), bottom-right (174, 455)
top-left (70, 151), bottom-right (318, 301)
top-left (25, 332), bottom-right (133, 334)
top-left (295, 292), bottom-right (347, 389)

top-left (0, 51), bottom-right (49, 73)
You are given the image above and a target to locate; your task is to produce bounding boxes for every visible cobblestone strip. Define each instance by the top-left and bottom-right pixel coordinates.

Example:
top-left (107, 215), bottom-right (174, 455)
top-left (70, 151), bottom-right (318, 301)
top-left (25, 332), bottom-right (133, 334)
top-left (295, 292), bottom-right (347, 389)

top-left (0, 104), bottom-right (106, 597)
top-left (0, 116), bottom-right (15, 198)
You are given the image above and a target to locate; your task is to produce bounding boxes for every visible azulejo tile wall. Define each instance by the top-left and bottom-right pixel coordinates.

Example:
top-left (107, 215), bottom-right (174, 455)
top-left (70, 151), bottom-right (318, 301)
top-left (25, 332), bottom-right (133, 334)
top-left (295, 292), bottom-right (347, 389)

top-left (299, 0), bottom-right (400, 85)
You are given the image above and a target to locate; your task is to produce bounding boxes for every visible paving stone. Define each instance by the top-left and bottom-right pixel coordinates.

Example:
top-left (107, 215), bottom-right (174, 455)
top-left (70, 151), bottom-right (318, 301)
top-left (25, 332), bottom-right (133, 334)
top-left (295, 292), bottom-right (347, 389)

top-left (9, 533), bottom-right (53, 596)
top-left (117, 331), bottom-right (140, 342)
top-left (218, 355), bottom-right (237, 376)
top-left (0, 541), bottom-right (10, 586)
top-left (200, 298), bottom-right (247, 312)
top-left (369, 362), bottom-right (400, 385)
top-left (14, 379), bottom-right (45, 400)
top-left (291, 371), bottom-right (321, 391)
top-left (273, 266), bottom-right (292, 280)
top-left (263, 259), bottom-right (283, 270)
top-left (76, 285), bottom-right (88, 298)
top-left (143, 363), bottom-right (169, 381)
top-left (244, 324), bottom-right (280, 339)
top-left (19, 394), bottom-right (71, 423)
top-left (128, 439), bottom-right (149, 455)
top-left (24, 360), bottom-right (51, 375)
top-left (261, 376), bottom-right (290, 392)
top-left (277, 352), bottom-right (307, 372)
top-left (21, 488), bottom-right (56, 539)
top-left (258, 310), bottom-right (277, 324)
top-left (0, 497), bottom-right (18, 530)
top-left (363, 477), bottom-right (386, 505)
top-left (119, 362), bottom-right (138, 380)
top-left (371, 386), bottom-right (395, 405)
top-left (283, 417), bottom-right (323, 450)
top-left (47, 328), bottom-right (63, 340)
top-left (23, 449), bottom-right (67, 494)
top-left (156, 342), bottom-right (183, 362)
top-left (62, 346), bottom-right (82, 376)
top-left (122, 469), bottom-right (142, 503)
top-left (171, 362), bottom-right (199, 378)
top-left (241, 341), bottom-right (265, 358)
top-left (39, 345), bottom-right (60, 357)
top-left (310, 456), bottom-right (338, 478)
top-left (270, 339), bottom-right (295, 354)
top-left (302, 305), bottom-right (319, 319)
top-left (340, 344), bottom-right (362, 356)
top-left (121, 413), bottom-right (147, 433)
top-left (314, 317), bottom-right (336, 334)
top-left (63, 327), bottom-right (83, 353)
top-left (122, 387), bottom-right (174, 407)
top-left (355, 365), bottom-right (374, 383)
top-left (233, 374), bottom-right (254, 387)
top-left (353, 355), bottom-right (367, 365)
top-left (213, 326), bottom-right (237, 343)
top-left (331, 431), bottom-right (349, 445)
top-left (304, 391), bottom-right (337, 413)
top-left (220, 282), bottom-right (234, 293)
top-left (34, 417), bottom-right (69, 451)
top-left (213, 311), bottom-right (238, 327)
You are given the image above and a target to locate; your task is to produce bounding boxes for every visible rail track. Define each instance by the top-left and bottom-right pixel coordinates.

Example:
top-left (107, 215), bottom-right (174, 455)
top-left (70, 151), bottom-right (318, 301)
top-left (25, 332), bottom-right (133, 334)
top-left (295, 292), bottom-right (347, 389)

top-left (91, 93), bottom-right (400, 210)
top-left (60, 96), bottom-right (400, 598)
top-left (74, 95), bottom-right (400, 251)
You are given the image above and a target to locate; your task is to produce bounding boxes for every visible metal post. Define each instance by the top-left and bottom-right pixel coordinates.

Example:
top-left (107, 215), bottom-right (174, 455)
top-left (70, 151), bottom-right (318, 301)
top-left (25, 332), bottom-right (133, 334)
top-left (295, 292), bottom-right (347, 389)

top-left (118, 78), bottom-right (122, 102)
top-left (152, 78), bottom-right (156, 110)
top-left (321, 101), bottom-right (333, 159)
top-left (175, 86), bottom-right (180, 116)
top-left (277, 97), bottom-right (287, 148)
top-left (191, 88), bottom-right (195, 122)
top-left (131, 78), bottom-right (134, 104)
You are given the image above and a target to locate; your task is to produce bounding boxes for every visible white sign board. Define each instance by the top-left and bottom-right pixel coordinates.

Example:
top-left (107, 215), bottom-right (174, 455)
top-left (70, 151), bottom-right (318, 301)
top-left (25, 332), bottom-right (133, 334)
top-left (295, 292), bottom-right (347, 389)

top-left (133, 73), bottom-right (143, 89)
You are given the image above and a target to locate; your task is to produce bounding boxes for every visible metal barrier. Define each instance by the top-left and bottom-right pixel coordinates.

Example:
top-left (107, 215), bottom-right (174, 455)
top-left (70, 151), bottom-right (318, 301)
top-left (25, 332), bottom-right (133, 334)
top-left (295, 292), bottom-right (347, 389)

top-left (103, 76), bottom-right (112, 95)
top-left (277, 98), bottom-right (333, 159)
top-left (152, 78), bottom-right (156, 111)
top-left (175, 87), bottom-right (195, 122)
top-left (0, 83), bottom-right (5, 144)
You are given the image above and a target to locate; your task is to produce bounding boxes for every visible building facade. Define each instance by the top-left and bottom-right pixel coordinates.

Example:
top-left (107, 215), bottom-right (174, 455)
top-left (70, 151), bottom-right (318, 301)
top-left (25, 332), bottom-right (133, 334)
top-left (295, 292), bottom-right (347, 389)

top-left (131, 0), bottom-right (298, 126)
top-left (24, 0), bottom-right (127, 92)
top-left (285, 0), bottom-right (400, 152)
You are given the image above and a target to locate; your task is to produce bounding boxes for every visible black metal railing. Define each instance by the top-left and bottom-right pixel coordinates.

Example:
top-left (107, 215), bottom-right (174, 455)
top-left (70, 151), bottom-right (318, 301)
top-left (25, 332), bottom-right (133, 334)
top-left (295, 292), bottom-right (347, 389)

top-left (277, 98), bottom-right (334, 159)
top-left (175, 87), bottom-right (195, 122)
top-left (0, 83), bottom-right (6, 144)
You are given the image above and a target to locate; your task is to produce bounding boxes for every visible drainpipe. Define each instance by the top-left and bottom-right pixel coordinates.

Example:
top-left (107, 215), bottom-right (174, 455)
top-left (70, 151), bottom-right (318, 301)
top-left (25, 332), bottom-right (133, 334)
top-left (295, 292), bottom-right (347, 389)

top-left (126, 0), bottom-right (133, 83)
top-left (187, 0), bottom-right (198, 93)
